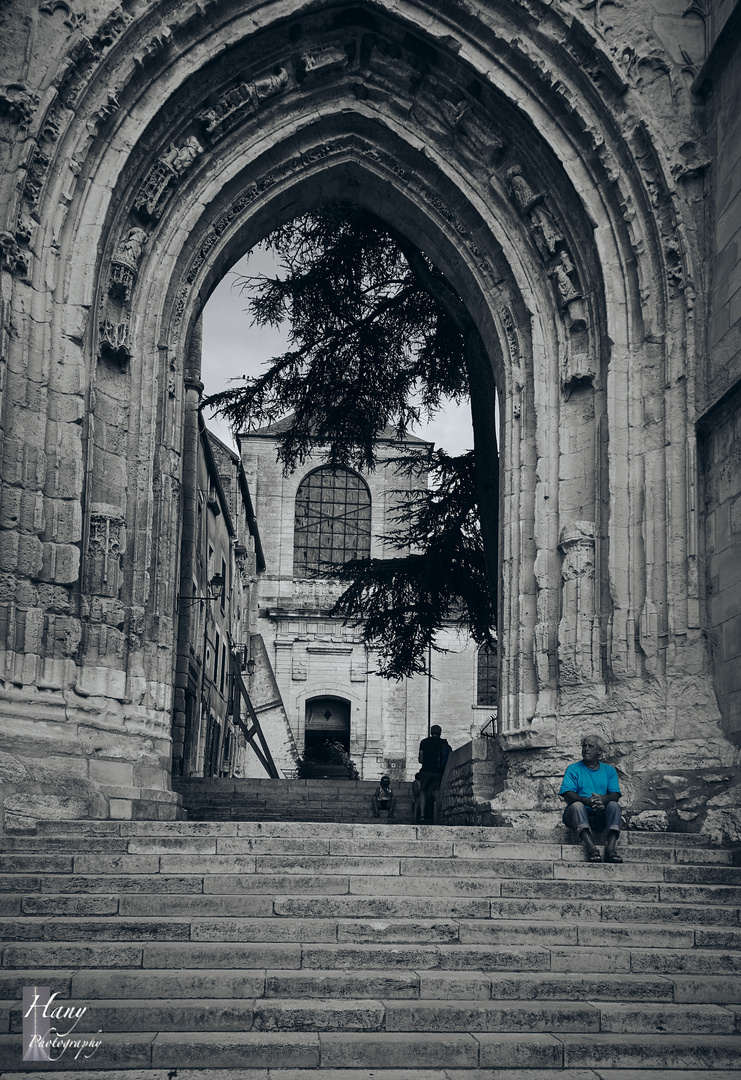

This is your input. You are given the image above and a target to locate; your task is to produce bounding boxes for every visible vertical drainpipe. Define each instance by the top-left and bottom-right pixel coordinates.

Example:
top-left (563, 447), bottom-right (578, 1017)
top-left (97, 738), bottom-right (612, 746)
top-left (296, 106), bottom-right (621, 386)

top-left (427, 640), bottom-right (432, 737)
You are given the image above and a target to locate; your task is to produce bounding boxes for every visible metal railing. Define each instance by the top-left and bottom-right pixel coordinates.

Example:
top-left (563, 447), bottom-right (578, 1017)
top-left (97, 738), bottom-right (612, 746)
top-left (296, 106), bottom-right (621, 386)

top-left (231, 668), bottom-right (280, 779)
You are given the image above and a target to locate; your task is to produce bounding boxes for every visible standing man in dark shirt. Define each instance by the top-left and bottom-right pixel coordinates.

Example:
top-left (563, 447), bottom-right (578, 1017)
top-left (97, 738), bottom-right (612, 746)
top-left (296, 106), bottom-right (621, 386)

top-left (417, 725), bottom-right (452, 822)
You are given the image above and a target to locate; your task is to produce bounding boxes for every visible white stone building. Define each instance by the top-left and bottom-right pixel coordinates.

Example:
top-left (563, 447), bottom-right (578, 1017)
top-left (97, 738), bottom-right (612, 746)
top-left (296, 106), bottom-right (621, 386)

top-left (240, 422), bottom-right (497, 780)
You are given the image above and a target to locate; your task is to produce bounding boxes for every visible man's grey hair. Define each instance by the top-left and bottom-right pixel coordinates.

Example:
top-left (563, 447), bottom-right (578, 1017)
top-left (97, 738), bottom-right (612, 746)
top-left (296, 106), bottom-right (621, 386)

top-left (581, 733), bottom-right (607, 754)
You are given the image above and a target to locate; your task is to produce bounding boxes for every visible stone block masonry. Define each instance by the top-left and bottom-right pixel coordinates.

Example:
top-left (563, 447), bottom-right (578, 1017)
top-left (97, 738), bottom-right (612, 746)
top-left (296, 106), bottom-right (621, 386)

top-left (0, 0), bottom-right (738, 822)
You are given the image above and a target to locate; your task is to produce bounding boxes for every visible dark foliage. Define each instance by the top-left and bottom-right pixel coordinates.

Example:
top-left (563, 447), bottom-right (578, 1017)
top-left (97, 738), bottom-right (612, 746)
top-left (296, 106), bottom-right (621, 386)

top-left (204, 203), bottom-right (469, 472)
top-left (298, 740), bottom-right (360, 779)
top-left (329, 450), bottom-right (496, 678)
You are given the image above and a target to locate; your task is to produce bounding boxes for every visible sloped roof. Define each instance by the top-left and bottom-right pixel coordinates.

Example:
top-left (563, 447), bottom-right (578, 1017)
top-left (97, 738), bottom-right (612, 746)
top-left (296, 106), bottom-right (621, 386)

top-left (240, 414), bottom-right (432, 446)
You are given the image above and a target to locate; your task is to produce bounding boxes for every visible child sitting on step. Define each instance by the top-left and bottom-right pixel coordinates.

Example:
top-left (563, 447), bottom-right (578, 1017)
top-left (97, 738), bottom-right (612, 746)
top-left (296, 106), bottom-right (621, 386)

top-left (371, 775), bottom-right (395, 818)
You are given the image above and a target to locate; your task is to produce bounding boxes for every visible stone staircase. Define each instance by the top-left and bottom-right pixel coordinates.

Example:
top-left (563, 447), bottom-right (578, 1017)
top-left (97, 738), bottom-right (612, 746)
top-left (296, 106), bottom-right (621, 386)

top-left (173, 777), bottom-right (417, 823)
top-left (0, 819), bottom-right (740, 1076)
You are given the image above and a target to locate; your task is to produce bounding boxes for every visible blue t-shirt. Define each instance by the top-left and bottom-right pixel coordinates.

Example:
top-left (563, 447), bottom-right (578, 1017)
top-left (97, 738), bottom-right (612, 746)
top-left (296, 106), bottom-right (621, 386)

top-left (559, 761), bottom-right (620, 811)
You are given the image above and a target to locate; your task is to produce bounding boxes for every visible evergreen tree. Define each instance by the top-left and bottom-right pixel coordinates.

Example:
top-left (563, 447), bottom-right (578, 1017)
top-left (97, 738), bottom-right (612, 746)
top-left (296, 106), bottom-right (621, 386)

top-left (205, 202), bottom-right (498, 676)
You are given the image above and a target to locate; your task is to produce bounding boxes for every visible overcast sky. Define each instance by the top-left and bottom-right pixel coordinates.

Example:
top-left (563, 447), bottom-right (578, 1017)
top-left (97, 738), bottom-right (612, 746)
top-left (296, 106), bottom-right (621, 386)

top-left (200, 247), bottom-right (475, 457)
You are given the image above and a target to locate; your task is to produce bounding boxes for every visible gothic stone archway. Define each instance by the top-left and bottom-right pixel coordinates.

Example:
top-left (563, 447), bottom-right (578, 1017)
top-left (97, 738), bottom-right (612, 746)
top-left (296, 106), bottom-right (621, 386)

top-left (0, 0), bottom-right (737, 827)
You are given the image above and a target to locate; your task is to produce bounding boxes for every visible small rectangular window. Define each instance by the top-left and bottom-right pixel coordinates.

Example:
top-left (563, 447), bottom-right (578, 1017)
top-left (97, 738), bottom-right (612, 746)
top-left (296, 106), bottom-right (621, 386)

top-left (214, 630), bottom-right (220, 683)
top-left (477, 644), bottom-right (498, 707)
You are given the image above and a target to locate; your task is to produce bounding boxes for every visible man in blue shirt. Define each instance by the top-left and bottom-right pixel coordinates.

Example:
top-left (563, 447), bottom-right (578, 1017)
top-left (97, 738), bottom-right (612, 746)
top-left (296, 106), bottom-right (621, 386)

top-left (559, 734), bottom-right (622, 862)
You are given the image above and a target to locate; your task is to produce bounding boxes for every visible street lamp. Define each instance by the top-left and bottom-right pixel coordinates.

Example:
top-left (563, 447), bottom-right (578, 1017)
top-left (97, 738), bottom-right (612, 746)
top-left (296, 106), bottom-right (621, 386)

top-left (177, 572), bottom-right (224, 609)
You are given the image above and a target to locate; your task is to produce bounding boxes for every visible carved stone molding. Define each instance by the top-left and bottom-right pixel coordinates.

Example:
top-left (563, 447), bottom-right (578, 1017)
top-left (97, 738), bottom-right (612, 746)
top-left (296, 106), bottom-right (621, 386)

top-left (87, 511), bottom-right (126, 597)
top-left (559, 520), bottom-right (596, 580)
top-left (0, 84), bottom-right (39, 129)
top-left (39, 0), bottom-right (78, 31)
top-left (173, 134), bottom-right (498, 332)
top-left (0, 232), bottom-right (30, 278)
top-left (298, 46), bottom-right (348, 81)
top-left (134, 136), bottom-right (203, 221)
top-left (22, 145), bottom-right (51, 209)
top-left (108, 228), bottom-right (148, 302)
top-left (197, 67), bottom-right (288, 142)
top-left (558, 520), bottom-right (600, 686)
top-left (501, 307), bottom-right (521, 365)
top-left (98, 318), bottom-right (131, 368)
top-left (88, 514), bottom-right (123, 559)
top-left (93, 6), bottom-right (131, 49)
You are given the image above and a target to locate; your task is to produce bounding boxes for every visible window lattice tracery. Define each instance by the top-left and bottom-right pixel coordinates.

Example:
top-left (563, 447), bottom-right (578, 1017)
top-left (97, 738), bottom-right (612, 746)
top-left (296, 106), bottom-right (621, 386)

top-left (294, 466), bottom-right (371, 577)
top-left (476, 643), bottom-right (498, 707)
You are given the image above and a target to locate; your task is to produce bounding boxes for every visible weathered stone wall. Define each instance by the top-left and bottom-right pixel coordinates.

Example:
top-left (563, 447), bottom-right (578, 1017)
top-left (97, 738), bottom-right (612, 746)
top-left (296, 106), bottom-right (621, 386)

top-left (0, 0), bottom-right (738, 825)
top-left (699, 388), bottom-right (741, 749)
top-left (694, 0), bottom-right (741, 773)
top-left (705, 4), bottom-right (741, 400)
top-left (438, 738), bottom-right (503, 827)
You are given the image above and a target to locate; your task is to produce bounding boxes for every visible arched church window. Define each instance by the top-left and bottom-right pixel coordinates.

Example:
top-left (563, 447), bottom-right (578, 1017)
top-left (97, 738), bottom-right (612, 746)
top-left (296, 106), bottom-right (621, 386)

top-left (294, 466), bottom-right (371, 576)
top-left (476, 643), bottom-right (498, 707)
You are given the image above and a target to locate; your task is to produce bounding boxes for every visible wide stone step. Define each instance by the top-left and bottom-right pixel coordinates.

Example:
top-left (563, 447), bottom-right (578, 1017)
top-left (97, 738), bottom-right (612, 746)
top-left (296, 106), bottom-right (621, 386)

top-left (0, 1072), bottom-right (736, 1080)
top-left (5, 853), bottom-right (738, 887)
top-left (24, 818), bottom-right (739, 847)
top-left (3, 965), bottom-right (740, 1006)
top-left (15, 936), bottom-right (728, 972)
top-left (2, 1030), bottom-right (739, 1071)
top-left (5, 911), bottom-right (739, 946)
top-left (6, 995), bottom-right (737, 1035)
top-left (8, 872), bottom-right (736, 901)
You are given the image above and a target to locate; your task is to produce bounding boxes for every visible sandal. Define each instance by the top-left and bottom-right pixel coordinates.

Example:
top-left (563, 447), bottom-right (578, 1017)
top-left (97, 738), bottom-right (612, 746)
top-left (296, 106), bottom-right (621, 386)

top-left (582, 833), bottom-right (602, 862)
top-left (605, 850), bottom-right (623, 863)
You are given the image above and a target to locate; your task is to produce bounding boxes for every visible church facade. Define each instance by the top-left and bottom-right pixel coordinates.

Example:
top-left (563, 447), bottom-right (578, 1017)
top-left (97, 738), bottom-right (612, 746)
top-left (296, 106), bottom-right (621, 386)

top-left (240, 423), bottom-right (496, 781)
top-left (0, 0), bottom-right (739, 835)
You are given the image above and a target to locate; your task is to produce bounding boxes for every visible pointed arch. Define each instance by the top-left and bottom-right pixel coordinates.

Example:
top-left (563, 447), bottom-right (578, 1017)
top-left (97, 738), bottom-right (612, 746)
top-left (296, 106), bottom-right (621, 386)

top-left (0, 0), bottom-right (733, 821)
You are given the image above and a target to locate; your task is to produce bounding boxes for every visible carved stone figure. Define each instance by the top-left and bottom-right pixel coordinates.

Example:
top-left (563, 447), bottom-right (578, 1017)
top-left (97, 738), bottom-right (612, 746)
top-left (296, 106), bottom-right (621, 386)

top-left (529, 204), bottom-right (563, 259)
top-left (550, 250), bottom-right (582, 306)
top-left (254, 67), bottom-right (289, 100)
top-left (198, 68), bottom-right (288, 140)
top-left (299, 47), bottom-right (347, 78)
top-left (109, 227), bottom-right (148, 301)
top-left (15, 214), bottom-right (34, 246)
top-left (439, 97), bottom-right (469, 129)
top-left (0, 84), bottom-right (39, 128)
top-left (115, 227), bottom-right (148, 269)
top-left (504, 165), bottom-right (564, 260)
top-left (161, 135), bottom-right (202, 174)
top-left (23, 146), bottom-right (51, 208)
top-left (134, 136), bottom-right (203, 219)
top-left (558, 521), bottom-right (599, 685)
top-left (507, 165), bottom-right (542, 214)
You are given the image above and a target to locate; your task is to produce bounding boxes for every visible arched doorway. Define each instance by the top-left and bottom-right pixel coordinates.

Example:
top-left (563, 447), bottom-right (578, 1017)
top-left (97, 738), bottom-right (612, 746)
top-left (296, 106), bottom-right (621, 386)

top-left (304, 696), bottom-right (351, 755)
